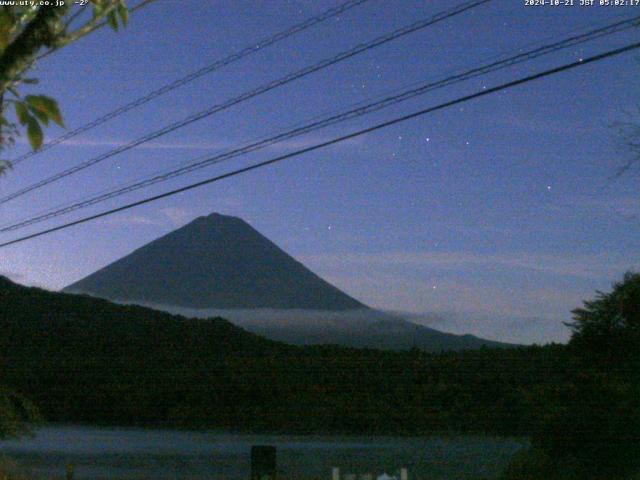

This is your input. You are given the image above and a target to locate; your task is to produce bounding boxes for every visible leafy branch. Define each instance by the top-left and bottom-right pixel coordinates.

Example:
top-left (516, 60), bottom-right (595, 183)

top-left (0, 0), bottom-right (130, 174)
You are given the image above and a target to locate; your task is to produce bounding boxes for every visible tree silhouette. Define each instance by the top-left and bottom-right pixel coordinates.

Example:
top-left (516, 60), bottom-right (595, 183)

top-left (568, 271), bottom-right (640, 369)
top-left (505, 273), bottom-right (640, 479)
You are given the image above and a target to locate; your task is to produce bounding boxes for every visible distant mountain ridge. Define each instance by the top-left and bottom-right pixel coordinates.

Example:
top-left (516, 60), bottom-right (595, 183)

top-left (64, 212), bottom-right (513, 351)
top-left (65, 213), bottom-right (364, 310)
top-left (129, 303), bottom-right (513, 351)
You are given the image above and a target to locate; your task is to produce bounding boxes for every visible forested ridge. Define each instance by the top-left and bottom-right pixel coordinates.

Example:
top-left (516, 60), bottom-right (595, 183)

top-left (1, 275), bottom-right (567, 435)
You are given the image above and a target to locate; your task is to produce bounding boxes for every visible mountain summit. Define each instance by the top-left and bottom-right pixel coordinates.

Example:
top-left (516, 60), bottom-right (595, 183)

top-left (64, 212), bottom-right (513, 351)
top-left (65, 213), bottom-right (364, 310)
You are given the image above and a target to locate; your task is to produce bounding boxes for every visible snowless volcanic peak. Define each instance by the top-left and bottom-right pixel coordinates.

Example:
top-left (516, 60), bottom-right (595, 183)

top-left (64, 212), bottom-right (365, 310)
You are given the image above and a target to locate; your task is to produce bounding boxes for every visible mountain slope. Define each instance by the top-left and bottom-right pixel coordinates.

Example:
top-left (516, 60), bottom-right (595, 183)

top-left (65, 213), bottom-right (364, 310)
top-left (135, 304), bottom-right (512, 351)
top-left (63, 212), bottom-right (512, 351)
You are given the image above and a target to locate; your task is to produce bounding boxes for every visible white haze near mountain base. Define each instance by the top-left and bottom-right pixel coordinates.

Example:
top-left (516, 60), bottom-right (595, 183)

top-left (110, 300), bottom-right (561, 345)
top-left (113, 302), bottom-right (406, 336)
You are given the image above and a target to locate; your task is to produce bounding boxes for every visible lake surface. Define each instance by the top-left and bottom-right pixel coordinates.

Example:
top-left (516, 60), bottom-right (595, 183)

top-left (0, 426), bottom-right (527, 479)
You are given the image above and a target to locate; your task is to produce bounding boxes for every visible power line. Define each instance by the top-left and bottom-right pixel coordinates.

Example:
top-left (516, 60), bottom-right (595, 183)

top-left (1, 40), bottom-right (637, 249)
top-left (0, 0), bottom-right (490, 206)
top-left (2, 13), bottom-right (636, 233)
top-left (12, 0), bottom-right (371, 166)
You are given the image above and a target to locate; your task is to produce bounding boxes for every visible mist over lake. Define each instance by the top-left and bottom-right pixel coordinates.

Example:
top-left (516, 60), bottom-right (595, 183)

top-left (0, 426), bottom-right (527, 480)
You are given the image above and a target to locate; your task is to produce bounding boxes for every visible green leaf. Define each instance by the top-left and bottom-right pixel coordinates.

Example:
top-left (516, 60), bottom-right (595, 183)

top-left (26, 116), bottom-right (43, 150)
top-left (107, 10), bottom-right (118, 30)
top-left (0, 11), bottom-right (14, 51)
top-left (117, 2), bottom-right (128, 26)
top-left (92, 3), bottom-right (105, 19)
top-left (28, 105), bottom-right (50, 126)
top-left (24, 95), bottom-right (64, 127)
top-left (14, 102), bottom-right (29, 125)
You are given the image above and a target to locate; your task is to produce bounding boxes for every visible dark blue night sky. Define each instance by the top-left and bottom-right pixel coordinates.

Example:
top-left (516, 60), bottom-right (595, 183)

top-left (0, 0), bottom-right (638, 343)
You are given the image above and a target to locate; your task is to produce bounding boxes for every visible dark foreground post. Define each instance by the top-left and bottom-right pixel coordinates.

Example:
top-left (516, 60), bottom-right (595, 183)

top-left (250, 445), bottom-right (277, 480)
top-left (65, 463), bottom-right (74, 480)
